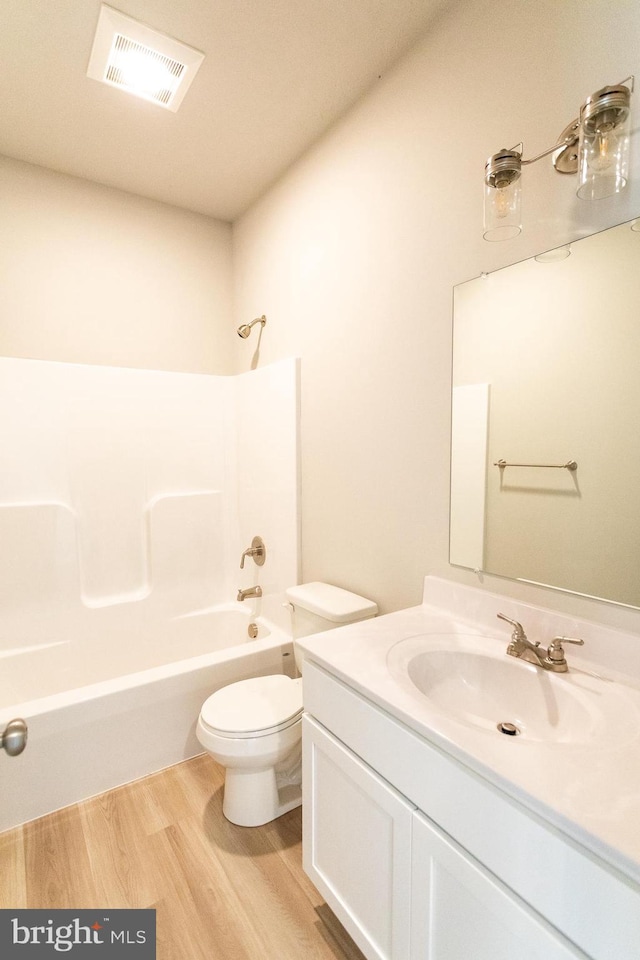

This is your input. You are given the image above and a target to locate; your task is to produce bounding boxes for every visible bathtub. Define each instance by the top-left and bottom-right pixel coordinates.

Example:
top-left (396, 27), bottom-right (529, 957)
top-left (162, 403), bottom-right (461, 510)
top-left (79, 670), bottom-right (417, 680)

top-left (0, 604), bottom-right (294, 833)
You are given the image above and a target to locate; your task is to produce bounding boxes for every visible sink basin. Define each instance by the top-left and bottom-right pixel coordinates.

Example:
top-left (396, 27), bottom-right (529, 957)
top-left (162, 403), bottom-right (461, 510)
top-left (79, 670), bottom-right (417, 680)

top-left (386, 634), bottom-right (602, 742)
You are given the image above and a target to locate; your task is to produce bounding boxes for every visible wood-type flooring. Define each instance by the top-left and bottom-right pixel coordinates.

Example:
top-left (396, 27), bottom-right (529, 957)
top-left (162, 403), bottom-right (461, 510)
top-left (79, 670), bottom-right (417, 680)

top-left (0, 753), bottom-right (366, 960)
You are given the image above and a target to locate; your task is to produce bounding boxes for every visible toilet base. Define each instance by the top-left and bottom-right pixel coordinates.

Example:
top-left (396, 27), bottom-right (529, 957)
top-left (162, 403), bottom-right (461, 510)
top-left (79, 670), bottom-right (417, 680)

top-left (222, 754), bottom-right (302, 826)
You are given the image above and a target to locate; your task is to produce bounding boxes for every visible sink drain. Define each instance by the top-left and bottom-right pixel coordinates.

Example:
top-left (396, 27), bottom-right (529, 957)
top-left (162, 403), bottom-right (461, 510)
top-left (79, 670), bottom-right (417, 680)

top-left (497, 721), bottom-right (521, 736)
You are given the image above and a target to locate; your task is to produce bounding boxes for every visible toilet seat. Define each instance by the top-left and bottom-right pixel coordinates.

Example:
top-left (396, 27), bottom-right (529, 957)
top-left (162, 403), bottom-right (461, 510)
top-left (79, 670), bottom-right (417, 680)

top-left (200, 675), bottom-right (302, 739)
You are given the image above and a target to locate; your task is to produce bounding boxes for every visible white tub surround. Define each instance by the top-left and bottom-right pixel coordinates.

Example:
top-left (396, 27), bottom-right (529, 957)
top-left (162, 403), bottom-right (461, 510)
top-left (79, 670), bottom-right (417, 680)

top-left (298, 577), bottom-right (640, 960)
top-left (0, 356), bottom-right (299, 633)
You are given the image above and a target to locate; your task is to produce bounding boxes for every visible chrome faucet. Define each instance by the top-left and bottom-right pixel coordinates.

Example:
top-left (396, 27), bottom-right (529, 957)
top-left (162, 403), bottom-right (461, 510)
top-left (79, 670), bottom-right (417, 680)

top-left (237, 585), bottom-right (262, 602)
top-left (497, 613), bottom-right (584, 673)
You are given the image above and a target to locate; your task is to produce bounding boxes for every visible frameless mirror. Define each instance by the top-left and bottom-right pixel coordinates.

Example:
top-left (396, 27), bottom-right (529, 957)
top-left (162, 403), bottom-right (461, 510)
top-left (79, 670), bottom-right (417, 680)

top-left (451, 217), bottom-right (640, 609)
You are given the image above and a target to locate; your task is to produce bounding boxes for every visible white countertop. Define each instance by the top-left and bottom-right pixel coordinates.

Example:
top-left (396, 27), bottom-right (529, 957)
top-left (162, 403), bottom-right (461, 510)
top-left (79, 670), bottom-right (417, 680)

top-left (297, 576), bottom-right (640, 886)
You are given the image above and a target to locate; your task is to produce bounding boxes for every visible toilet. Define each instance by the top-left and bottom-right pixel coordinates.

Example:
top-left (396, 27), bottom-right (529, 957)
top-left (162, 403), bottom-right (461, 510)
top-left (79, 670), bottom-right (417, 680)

top-left (196, 581), bottom-right (377, 827)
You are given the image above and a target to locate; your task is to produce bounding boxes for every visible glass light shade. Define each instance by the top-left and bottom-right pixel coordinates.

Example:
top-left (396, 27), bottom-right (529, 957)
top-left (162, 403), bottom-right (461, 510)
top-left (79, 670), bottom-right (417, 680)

top-left (483, 178), bottom-right (522, 241)
top-left (577, 85), bottom-right (631, 200)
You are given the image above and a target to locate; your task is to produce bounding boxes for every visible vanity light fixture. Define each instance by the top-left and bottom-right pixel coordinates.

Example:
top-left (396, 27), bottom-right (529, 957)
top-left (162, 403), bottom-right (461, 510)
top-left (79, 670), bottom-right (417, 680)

top-left (484, 77), bottom-right (634, 241)
top-left (87, 4), bottom-right (205, 111)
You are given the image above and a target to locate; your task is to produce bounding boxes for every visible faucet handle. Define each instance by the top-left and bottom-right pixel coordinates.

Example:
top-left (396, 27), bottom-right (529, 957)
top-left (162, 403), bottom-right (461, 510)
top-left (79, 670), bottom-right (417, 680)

top-left (547, 636), bottom-right (584, 662)
top-left (497, 613), bottom-right (527, 642)
top-left (240, 536), bottom-right (266, 569)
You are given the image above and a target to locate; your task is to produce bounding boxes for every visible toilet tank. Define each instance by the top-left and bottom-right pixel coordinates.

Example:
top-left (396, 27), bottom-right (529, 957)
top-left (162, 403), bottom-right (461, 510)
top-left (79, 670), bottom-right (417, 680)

top-left (285, 581), bottom-right (377, 671)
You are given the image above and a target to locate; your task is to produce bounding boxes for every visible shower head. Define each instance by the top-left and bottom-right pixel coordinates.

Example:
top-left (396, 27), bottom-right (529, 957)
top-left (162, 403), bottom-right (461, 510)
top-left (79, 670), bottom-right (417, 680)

top-left (237, 315), bottom-right (267, 339)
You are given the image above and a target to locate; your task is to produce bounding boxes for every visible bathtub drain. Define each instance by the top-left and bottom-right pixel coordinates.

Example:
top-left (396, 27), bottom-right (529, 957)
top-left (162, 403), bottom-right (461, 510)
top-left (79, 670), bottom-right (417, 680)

top-left (497, 721), bottom-right (520, 736)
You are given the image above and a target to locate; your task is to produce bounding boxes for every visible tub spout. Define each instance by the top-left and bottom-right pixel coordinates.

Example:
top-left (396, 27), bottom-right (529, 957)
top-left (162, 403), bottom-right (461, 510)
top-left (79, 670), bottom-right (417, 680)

top-left (237, 585), bottom-right (262, 601)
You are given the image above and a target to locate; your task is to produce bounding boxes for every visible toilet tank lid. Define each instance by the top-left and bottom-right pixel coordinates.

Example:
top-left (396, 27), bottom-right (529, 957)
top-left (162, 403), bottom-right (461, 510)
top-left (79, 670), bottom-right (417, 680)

top-left (285, 581), bottom-right (377, 623)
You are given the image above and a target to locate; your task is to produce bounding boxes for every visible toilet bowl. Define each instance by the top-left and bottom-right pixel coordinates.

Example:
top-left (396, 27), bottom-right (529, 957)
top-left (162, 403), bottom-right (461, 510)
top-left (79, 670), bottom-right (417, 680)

top-left (197, 674), bottom-right (304, 827)
top-left (196, 582), bottom-right (377, 827)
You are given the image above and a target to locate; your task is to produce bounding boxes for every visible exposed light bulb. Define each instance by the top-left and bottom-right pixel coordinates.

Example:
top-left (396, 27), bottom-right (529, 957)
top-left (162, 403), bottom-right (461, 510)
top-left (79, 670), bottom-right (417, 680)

top-left (588, 126), bottom-right (615, 172)
top-left (494, 185), bottom-right (511, 219)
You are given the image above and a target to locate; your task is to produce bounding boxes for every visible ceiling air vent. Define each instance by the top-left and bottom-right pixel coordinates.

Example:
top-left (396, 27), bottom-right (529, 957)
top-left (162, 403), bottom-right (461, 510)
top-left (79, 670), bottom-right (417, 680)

top-left (106, 35), bottom-right (185, 107)
top-left (87, 5), bottom-right (204, 112)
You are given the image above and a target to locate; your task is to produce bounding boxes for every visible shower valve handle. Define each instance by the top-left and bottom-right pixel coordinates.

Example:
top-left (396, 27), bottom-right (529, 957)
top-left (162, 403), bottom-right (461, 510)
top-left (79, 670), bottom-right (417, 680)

top-left (240, 536), bottom-right (266, 569)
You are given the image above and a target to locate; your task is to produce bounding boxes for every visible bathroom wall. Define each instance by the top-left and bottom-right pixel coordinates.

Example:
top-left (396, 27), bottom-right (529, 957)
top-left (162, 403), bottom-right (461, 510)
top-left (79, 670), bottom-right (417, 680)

top-left (0, 356), bottom-right (299, 650)
top-left (234, 360), bottom-right (302, 601)
top-left (0, 154), bottom-right (234, 374)
top-left (232, 0), bottom-right (640, 631)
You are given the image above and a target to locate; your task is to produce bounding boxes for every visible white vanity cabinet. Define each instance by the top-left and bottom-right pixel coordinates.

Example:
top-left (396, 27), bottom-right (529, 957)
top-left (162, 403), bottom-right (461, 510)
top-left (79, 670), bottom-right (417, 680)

top-left (303, 714), bottom-right (413, 960)
top-left (409, 812), bottom-right (586, 959)
top-left (302, 660), bottom-right (638, 960)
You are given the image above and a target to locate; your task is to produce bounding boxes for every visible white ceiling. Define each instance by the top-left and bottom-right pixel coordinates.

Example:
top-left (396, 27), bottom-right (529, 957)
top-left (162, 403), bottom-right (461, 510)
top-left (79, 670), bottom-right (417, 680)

top-left (1, 0), bottom-right (448, 221)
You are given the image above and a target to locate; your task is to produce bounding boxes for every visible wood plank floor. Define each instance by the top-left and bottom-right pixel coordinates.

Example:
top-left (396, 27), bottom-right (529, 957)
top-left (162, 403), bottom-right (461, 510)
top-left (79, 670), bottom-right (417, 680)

top-left (0, 754), bottom-right (366, 960)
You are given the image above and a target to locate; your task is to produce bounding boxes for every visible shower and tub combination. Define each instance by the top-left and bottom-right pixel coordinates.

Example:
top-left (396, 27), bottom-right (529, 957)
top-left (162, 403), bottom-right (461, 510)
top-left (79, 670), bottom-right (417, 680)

top-left (0, 354), bottom-right (300, 833)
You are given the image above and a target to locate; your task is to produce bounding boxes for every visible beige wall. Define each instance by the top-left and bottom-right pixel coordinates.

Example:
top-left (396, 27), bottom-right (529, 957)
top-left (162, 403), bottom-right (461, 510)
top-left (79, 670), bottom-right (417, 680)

top-left (232, 0), bottom-right (640, 629)
top-left (0, 155), bottom-right (234, 374)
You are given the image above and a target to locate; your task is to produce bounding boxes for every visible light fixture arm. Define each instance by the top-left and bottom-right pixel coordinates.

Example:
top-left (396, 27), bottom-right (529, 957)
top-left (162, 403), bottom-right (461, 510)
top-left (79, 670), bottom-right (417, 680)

top-left (519, 130), bottom-right (578, 167)
top-left (491, 126), bottom-right (580, 179)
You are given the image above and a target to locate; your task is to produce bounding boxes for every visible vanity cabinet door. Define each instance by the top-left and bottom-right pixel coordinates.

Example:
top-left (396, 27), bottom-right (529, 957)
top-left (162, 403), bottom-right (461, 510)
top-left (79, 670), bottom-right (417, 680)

top-left (410, 811), bottom-right (589, 960)
top-left (302, 714), bottom-right (414, 960)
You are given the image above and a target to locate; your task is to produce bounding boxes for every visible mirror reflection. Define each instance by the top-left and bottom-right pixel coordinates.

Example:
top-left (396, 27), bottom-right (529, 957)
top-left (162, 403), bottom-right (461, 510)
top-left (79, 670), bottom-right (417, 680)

top-left (451, 217), bottom-right (640, 608)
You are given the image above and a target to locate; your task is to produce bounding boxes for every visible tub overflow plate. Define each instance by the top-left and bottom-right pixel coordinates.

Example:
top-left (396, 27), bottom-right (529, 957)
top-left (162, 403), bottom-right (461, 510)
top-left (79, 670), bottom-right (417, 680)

top-left (497, 721), bottom-right (521, 736)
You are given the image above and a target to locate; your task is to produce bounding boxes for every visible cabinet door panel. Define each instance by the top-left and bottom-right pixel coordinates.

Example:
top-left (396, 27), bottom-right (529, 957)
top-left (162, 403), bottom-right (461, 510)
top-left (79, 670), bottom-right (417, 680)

top-left (410, 812), bottom-right (588, 960)
top-left (303, 715), bottom-right (414, 960)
